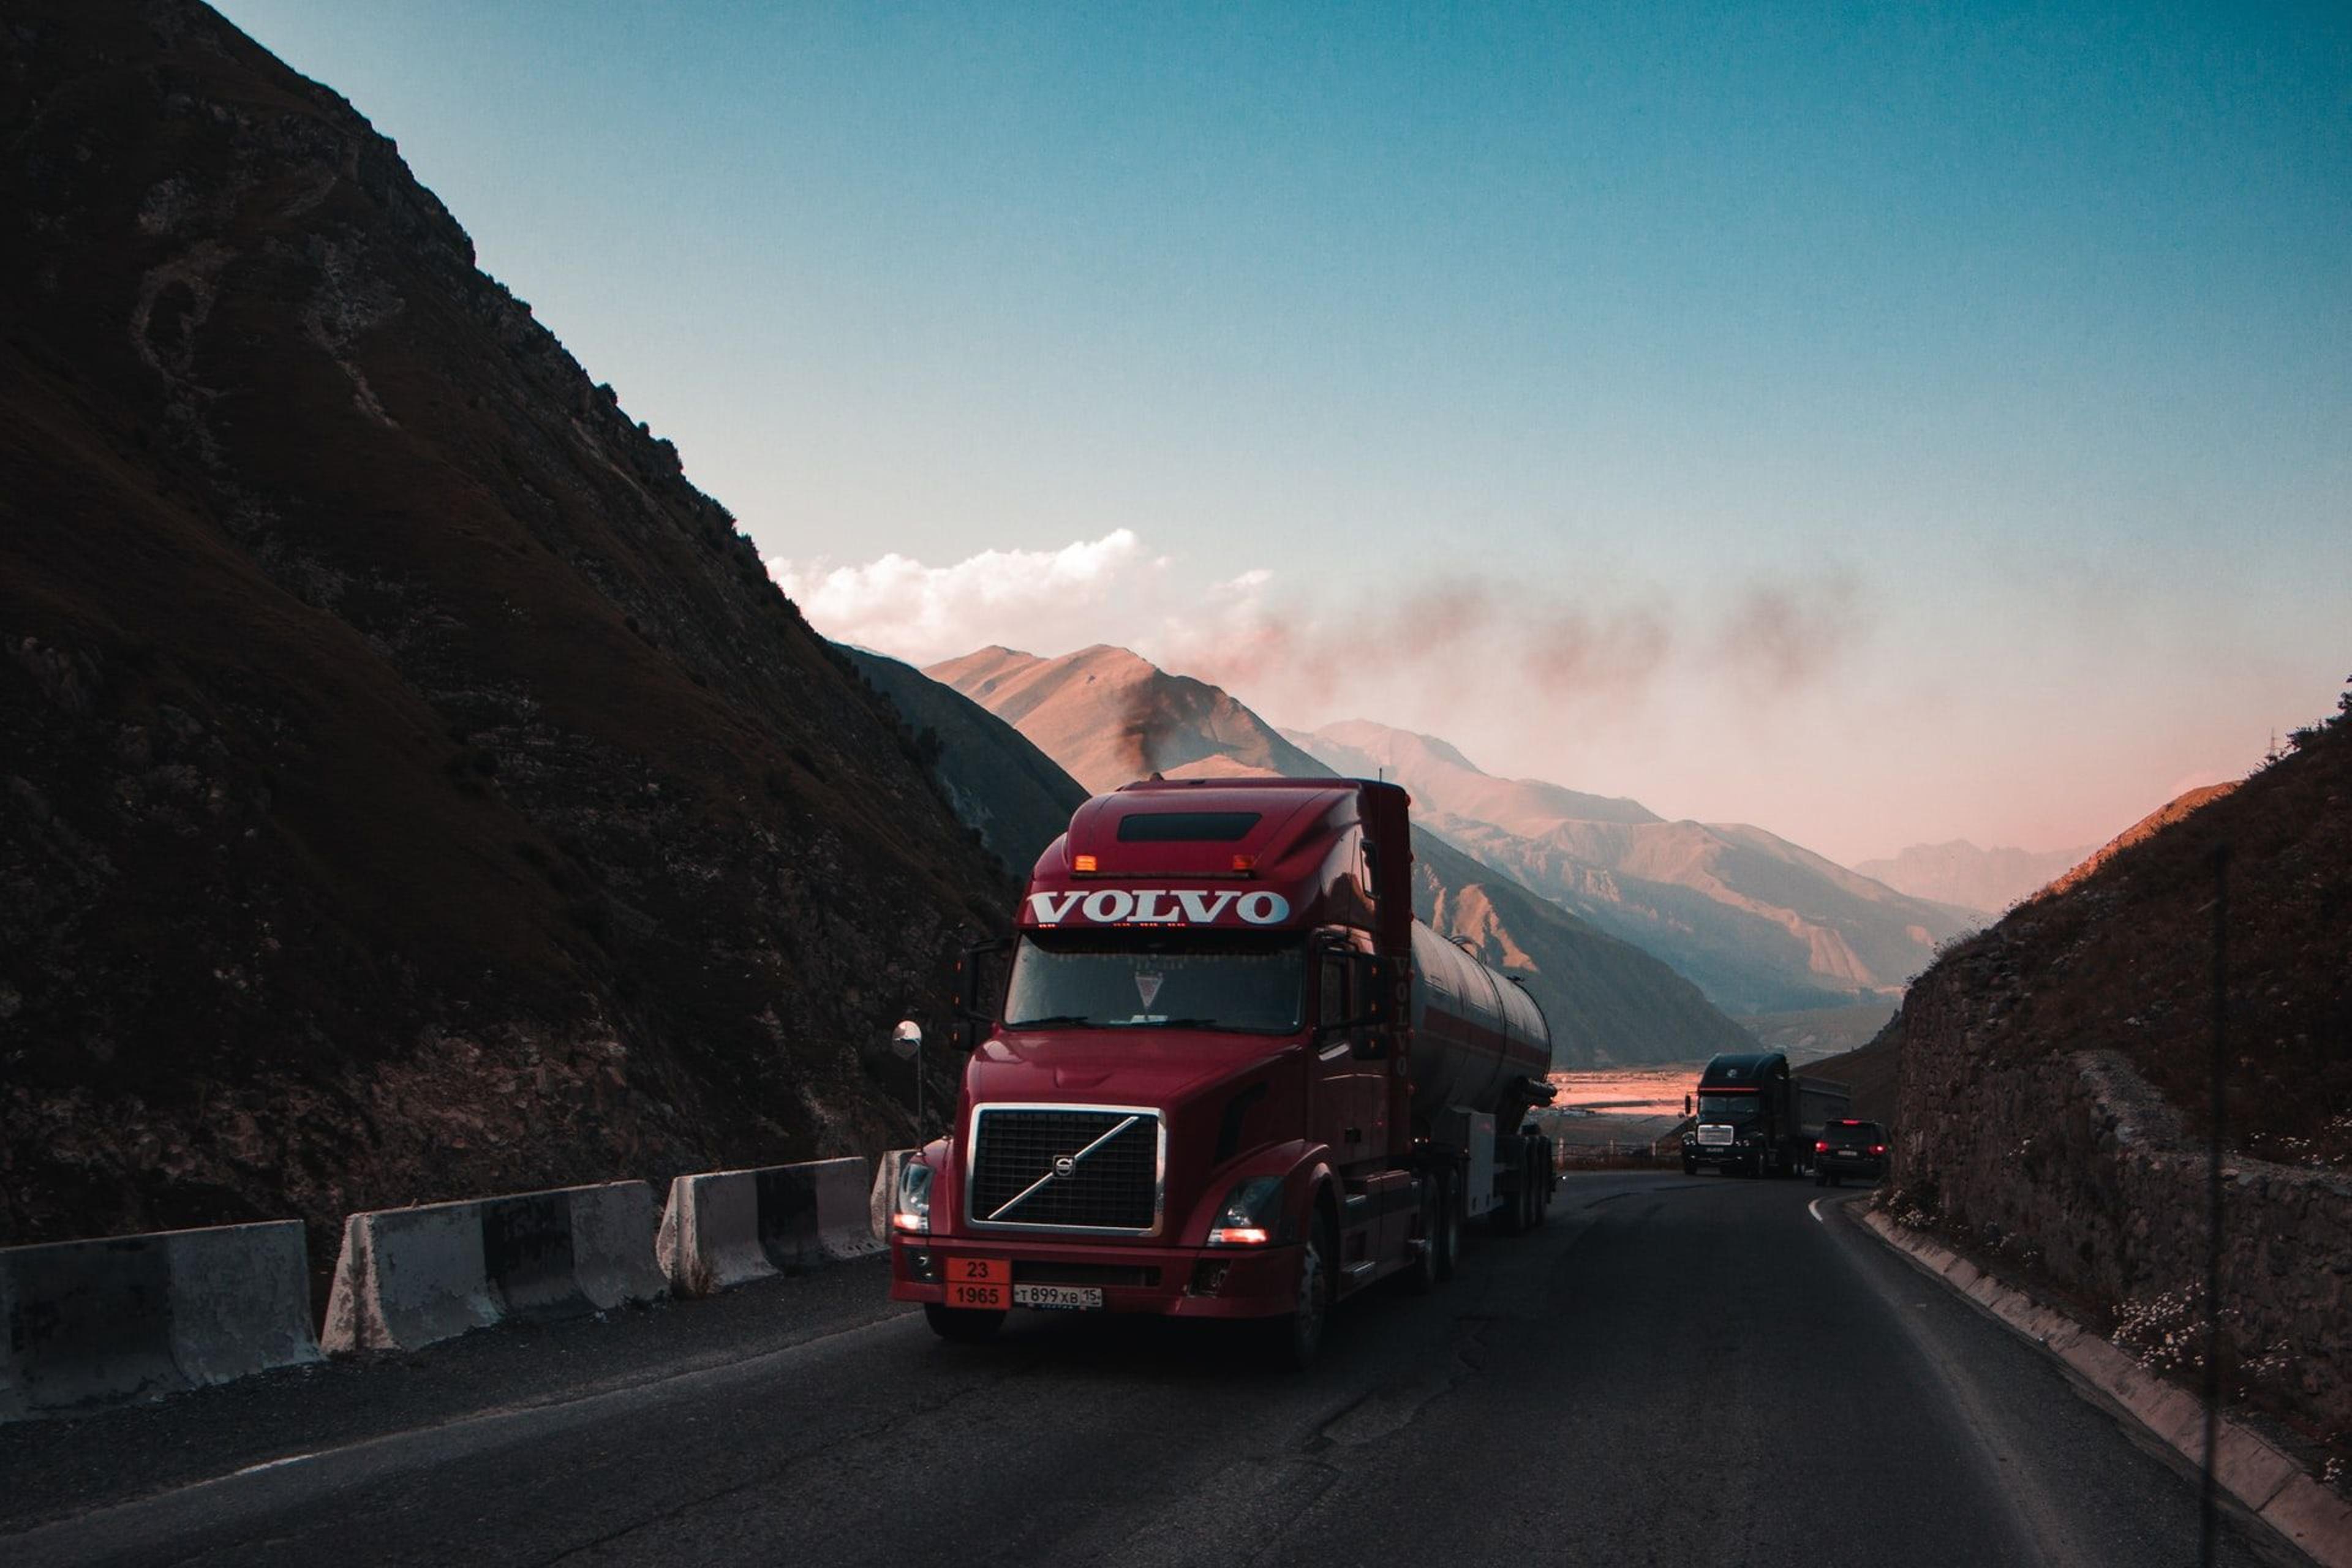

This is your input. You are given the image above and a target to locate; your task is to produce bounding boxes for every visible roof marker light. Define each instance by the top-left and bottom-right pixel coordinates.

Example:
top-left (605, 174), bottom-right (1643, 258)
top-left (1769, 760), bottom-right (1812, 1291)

top-left (1072, 854), bottom-right (1097, 872)
top-left (1231, 854), bottom-right (1256, 872)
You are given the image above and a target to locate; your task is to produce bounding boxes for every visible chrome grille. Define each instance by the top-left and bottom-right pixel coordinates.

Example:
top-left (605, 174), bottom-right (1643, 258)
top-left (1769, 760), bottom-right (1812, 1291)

top-left (1697, 1125), bottom-right (1733, 1147)
top-left (967, 1106), bottom-right (1161, 1233)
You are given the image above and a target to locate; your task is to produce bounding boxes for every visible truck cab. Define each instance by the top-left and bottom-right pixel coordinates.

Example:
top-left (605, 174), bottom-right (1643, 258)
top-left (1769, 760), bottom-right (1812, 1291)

top-left (888, 777), bottom-right (1556, 1366)
top-left (1681, 1051), bottom-right (1849, 1178)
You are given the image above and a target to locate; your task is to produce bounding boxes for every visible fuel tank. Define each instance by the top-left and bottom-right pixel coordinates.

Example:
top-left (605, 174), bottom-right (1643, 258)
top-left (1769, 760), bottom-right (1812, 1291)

top-left (1406, 921), bottom-right (1552, 1114)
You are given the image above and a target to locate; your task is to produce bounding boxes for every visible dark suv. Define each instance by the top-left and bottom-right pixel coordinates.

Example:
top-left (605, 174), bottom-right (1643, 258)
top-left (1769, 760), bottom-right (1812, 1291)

top-left (1814, 1119), bottom-right (1887, 1186)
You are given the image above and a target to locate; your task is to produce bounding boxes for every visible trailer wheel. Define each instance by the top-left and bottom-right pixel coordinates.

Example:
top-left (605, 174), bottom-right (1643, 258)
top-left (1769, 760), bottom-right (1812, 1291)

top-left (1434, 1169), bottom-right (1461, 1282)
top-left (1491, 1145), bottom-right (1526, 1235)
top-left (923, 1303), bottom-right (1004, 1344)
top-left (1404, 1178), bottom-right (1440, 1295)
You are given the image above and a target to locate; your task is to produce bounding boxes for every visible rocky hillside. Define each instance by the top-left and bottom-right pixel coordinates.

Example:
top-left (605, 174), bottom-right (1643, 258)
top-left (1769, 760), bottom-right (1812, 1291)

top-left (843, 647), bottom-right (1086, 875)
top-left (933, 644), bottom-right (1753, 1066)
top-left (1880, 691), bottom-right (2350, 1454)
top-left (1852, 839), bottom-right (2096, 918)
top-left (2043, 782), bottom-right (2239, 899)
top-left (929, 644), bottom-right (1330, 792)
top-left (1291, 719), bottom-right (1977, 1016)
top-left (0, 1), bottom-right (1010, 1253)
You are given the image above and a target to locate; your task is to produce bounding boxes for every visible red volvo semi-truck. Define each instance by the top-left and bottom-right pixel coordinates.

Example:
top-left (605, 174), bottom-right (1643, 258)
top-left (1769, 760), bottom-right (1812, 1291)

top-left (888, 777), bottom-right (1558, 1366)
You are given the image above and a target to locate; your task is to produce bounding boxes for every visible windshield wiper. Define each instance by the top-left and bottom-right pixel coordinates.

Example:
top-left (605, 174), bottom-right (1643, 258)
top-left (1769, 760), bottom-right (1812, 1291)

top-left (1004, 1015), bottom-right (1094, 1030)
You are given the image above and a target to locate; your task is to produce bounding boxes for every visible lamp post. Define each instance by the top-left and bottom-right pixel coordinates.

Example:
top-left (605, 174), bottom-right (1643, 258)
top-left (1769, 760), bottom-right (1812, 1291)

top-left (890, 1017), bottom-right (925, 1137)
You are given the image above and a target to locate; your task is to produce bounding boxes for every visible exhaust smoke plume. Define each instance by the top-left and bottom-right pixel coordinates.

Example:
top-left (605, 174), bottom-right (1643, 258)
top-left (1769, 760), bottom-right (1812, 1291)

top-left (769, 529), bottom-right (1871, 758)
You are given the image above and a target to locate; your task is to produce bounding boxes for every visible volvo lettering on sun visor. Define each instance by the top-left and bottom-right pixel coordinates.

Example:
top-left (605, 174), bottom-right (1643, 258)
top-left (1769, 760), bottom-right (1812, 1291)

top-left (1024, 889), bottom-right (1294, 927)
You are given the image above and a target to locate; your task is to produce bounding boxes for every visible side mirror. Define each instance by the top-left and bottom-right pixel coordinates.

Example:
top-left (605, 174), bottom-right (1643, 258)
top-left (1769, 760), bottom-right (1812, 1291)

top-left (890, 1019), bottom-right (923, 1060)
top-left (951, 936), bottom-right (1012, 1052)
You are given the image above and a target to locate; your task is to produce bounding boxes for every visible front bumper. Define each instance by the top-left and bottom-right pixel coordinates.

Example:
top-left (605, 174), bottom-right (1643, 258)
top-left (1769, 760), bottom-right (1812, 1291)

top-left (889, 1232), bottom-right (1302, 1321)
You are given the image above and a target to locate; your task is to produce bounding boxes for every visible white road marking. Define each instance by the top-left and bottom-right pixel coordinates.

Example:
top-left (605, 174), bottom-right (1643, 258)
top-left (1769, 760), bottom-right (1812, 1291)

top-left (1809, 1198), bottom-right (1829, 1224)
top-left (229, 1452), bottom-right (317, 1478)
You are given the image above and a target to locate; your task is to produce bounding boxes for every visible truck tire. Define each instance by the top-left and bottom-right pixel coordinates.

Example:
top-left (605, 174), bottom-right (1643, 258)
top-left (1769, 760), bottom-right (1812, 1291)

top-left (1491, 1145), bottom-right (1526, 1236)
top-left (1404, 1178), bottom-right (1440, 1295)
top-left (923, 1303), bottom-right (1004, 1343)
top-left (1434, 1169), bottom-right (1461, 1282)
top-left (1267, 1210), bottom-right (1336, 1370)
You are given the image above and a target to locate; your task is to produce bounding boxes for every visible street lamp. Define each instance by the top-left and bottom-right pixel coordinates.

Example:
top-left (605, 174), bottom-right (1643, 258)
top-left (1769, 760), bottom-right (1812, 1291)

top-left (891, 1017), bottom-right (924, 1135)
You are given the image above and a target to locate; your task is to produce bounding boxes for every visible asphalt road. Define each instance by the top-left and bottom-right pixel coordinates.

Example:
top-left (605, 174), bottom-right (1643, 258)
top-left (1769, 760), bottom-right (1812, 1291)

top-left (0, 1172), bottom-right (2302, 1567)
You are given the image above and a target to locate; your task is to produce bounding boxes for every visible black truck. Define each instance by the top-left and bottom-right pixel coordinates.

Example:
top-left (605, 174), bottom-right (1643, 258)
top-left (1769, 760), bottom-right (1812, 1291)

top-left (1681, 1051), bottom-right (1849, 1178)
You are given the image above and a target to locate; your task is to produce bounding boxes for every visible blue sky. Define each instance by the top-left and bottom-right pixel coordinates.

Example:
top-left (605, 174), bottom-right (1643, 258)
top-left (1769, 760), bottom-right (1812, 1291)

top-left (214, 1), bottom-right (2350, 862)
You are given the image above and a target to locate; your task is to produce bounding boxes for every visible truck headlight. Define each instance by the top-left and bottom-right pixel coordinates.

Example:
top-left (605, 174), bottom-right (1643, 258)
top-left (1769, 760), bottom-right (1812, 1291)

top-left (1206, 1175), bottom-right (1283, 1246)
top-left (893, 1159), bottom-right (933, 1235)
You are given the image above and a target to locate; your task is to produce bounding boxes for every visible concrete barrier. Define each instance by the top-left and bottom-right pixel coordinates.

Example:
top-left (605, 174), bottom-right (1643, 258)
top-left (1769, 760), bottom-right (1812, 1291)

top-left (1, 1220), bottom-right (320, 1420)
top-left (322, 1180), bottom-right (663, 1353)
top-left (658, 1157), bottom-right (881, 1298)
top-left (870, 1148), bottom-right (918, 1245)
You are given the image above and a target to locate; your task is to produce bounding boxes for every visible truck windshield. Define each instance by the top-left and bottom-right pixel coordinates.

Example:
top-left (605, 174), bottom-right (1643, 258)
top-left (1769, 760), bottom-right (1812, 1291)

top-left (1698, 1095), bottom-right (1757, 1121)
top-left (1002, 931), bottom-right (1304, 1035)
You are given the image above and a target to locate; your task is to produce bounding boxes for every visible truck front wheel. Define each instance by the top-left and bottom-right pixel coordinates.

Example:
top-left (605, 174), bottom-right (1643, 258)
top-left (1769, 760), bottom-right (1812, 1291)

top-left (922, 1303), bottom-right (1004, 1343)
top-left (1268, 1210), bottom-right (1335, 1370)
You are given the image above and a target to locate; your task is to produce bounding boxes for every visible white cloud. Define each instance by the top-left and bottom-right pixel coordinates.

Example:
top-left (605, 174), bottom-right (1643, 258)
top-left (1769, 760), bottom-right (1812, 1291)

top-left (767, 529), bottom-right (1165, 666)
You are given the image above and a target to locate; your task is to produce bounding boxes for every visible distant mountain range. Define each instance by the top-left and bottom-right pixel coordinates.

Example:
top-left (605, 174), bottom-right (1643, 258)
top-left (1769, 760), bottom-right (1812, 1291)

top-left (904, 645), bottom-right (1752, 1066)
top-left (1851, 840), bottom-right (2096, 917)
top-left (1291, 720), bottom-right (1657, 834)
top-left (1281, 719), bottom-right (1976, 1015)
top-left (924, 643), bottom-right (1978, 1025)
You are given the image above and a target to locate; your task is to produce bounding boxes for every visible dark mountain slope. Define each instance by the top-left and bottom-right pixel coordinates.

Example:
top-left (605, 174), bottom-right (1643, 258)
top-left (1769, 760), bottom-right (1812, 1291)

top-left (0, 1), bottom-right (1006, 1250)
top-left (2041, 782), bottom-right (2238, 900)
top-left (843, 647), bottom-right (1088, 875)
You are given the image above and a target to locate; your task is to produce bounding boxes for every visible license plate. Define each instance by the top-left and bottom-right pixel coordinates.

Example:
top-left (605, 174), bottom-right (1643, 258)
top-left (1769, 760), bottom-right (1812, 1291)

top-left (945, 1257), bottom-right (1009, 1310)
top-left (1014, 1284), bottom-right (1102, 1311)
